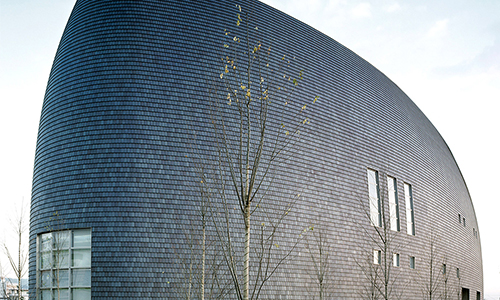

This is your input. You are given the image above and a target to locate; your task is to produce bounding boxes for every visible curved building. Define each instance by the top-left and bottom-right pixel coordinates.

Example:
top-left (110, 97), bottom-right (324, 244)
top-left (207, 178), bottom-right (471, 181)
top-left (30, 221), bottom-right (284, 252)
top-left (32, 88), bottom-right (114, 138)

top-left (29, 0), bottom-right (482, 299)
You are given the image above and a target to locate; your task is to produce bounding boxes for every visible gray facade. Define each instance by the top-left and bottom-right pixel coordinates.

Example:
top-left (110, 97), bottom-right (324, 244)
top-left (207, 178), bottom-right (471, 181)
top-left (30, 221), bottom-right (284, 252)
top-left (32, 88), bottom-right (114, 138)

top-left (29, 0), bottom-right (482, 299)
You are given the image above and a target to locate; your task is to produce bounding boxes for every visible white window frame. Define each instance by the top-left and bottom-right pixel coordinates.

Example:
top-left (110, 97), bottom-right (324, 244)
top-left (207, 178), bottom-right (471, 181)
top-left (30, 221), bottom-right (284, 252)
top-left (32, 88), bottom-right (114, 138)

top-left (373, 250), bottom-right (381, 265)
top-left (387, 176), bottom-right (400, 231)
top-left (409, 256), bottom-right (416, 269)
top-left (404, 183), bottom-right (415, 235)
top-left (36, 228), bottom-right (91, 300)
top-left (367, 169), bottom-right (381, 227)
top-left (393, 253), bottom-right (400, 267)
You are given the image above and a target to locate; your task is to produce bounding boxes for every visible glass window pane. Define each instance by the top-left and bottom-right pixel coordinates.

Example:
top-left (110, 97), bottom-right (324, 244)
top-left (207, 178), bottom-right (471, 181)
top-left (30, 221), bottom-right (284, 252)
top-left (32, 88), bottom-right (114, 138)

top-left (367, 169), bottom-right (381, 227)
top-left (41, 233), bottom-right (53, 252)
top-left (393, 253), bottom-right (400, 267)
top-left (54, 269), bottom-right (69, 288)
top-left (54, 250), bottom-right (69, 268)
top-left (72, 269), bottom-right (91, 287)
top-left (41, 252), bottom-right (53, 269)
top-left (73, 229), bottom-right (91, 248)
top-left (55, 288), bottom-right (69, 300)
top-left (405, 183), bottom-right (415, 235)
top-left (370, 202), bottom-right (379, 226)
top-left (387, 176), bottom-right (400, 231)
top-left (41, 270), bottom-right (53, 288)
top-left (41, 289), bottom-right (52, 300)
top-left (72, 249), bottom-right (91, 267)
top-left (37, 228), bottom-right (92, 298)
top-left (72, 288), bottom-right (91, 300)
top-left (55, 231), bottom-right (70, 249)
top-left (368, 182), bottom-right (378, 198)
top-left (373, 250), bottom-right (380, 264)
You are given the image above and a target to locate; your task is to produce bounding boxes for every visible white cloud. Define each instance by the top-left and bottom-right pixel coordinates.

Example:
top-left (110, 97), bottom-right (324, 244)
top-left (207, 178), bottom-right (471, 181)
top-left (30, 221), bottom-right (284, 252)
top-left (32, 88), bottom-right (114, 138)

top-left (416, 5), bottom-right (427, 12)
top-left (426, 19), bottom-right (449, 38)
top-left (434, 38), bottom-right (500, 75)
top-left (385, 3), bottom-right (401, 13)
top-left (474, 38), bottom-right (500, 72)
top-left (351, 2), bottom-right (371, 18)
top-left (324, 0), bottom-right (346, 13)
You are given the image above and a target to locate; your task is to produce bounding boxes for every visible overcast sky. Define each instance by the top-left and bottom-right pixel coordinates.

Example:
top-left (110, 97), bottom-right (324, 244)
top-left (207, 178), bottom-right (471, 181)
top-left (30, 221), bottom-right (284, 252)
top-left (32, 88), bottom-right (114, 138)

top-left (1, 0), bottom-right (498, 297)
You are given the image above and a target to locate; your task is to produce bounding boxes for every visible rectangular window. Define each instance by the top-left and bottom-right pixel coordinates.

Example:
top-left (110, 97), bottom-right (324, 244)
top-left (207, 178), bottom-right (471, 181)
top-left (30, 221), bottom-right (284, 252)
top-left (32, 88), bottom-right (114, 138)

top-left (373, 250), bottom-right (381, 265)
top-left (393, 253), bottom-right (400, 267)
top-left (442, 264), bottom-right (446, 274)
top-left (37, 228), bottom-right (91, 300)
top-left (463, 217), bottom-right (466, 227)
top-left (367, 169), bottom-right (381, 227)
top-left (409, 256), bottom-right (416, 269)
top-left (404, 183), bottom-right (415, 235)
top-left (387, 176), bottom-right (400, 231)
top-left (459, 213), bottom-right (462, 224)
top-left (457, 267), bottom-right (460, 278)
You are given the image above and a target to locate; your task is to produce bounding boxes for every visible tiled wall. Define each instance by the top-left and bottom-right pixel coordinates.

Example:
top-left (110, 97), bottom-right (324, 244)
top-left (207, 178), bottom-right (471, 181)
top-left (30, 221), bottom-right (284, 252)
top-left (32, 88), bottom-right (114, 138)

top-left (30, 0), bottom-right (482, 298)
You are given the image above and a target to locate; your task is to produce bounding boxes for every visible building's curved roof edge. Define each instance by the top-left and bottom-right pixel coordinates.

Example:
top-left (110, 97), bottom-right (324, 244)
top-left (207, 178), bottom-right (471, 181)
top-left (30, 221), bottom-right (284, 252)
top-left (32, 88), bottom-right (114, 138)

top-left (259, 0), bottom-right (478, 225)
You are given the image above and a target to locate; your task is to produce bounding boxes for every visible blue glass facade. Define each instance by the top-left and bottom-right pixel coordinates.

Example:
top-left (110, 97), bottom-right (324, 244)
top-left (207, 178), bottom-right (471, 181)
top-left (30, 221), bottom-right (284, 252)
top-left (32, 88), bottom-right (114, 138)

top-left (30, 0), bottom-right (482, 298)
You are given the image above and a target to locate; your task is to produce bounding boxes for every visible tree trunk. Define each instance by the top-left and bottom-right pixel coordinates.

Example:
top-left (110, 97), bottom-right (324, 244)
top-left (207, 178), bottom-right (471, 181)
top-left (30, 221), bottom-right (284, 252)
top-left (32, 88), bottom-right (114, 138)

top-left (17, 228), bottom-right (21, 300)
top-left (201, 214), bottom-right (206, 300)
top-left (244, 203), bottom-right (251, 300)
top-left (187, 246), bottom-right (193, 300)
top-left (243, 11), bottom-right (252, 299)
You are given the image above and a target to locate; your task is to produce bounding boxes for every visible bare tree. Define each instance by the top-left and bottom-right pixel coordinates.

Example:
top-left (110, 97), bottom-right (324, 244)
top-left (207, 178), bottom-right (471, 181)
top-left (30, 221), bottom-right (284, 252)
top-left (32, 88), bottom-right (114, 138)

top-left (304, 226), bottom-right (335, 300)
top-left (178, 222), bottom-right (198, 300)
top-left (357, 249), bottom-right (381, 300)
top-left (3, 202), bottom-right (28, 300)
top-left (200, 4), bottom-right (318, 300)
top-left (418, 231), bottom-right (444, 300)
top-left (170, 216), bottom-right (232, 300)
top-left (1, 260), bottom-right (8, 300)
top-left (357, 170), bottom-right (404, 300)
top-left (169, 143), bottom-right (236, 300)
top-left (440, 256), bottom-right (453, 300)
top-left (41, 212), bottom-right (69, 300)
top-left (169, 180), bottom-right (207, 300)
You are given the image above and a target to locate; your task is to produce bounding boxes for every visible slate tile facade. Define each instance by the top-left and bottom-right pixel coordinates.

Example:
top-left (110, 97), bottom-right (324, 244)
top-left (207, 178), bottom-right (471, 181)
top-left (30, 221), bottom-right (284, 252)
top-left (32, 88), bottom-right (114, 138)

top-left (30, 0), bottom-right (482, 298)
